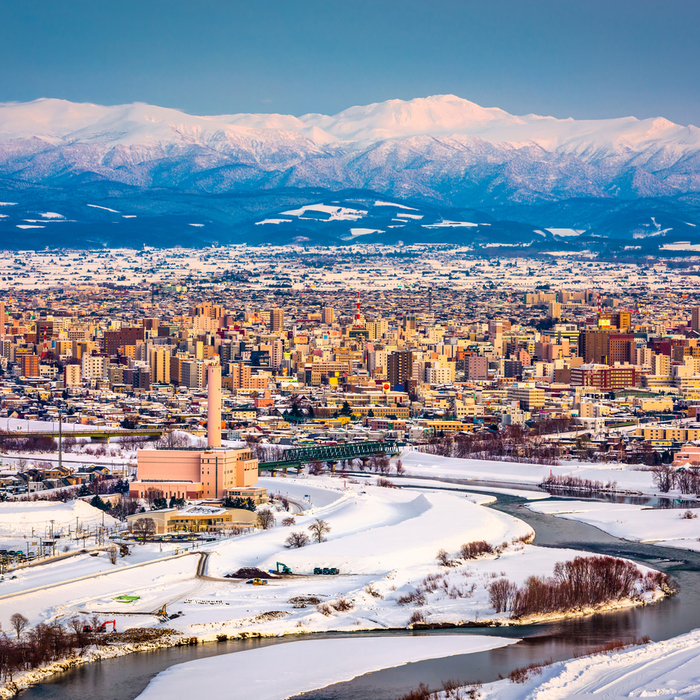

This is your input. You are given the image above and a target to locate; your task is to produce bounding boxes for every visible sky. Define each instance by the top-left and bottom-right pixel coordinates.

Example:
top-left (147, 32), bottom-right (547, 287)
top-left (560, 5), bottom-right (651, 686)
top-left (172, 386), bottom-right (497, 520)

top-left (0, 0), bottom-right (699, 125)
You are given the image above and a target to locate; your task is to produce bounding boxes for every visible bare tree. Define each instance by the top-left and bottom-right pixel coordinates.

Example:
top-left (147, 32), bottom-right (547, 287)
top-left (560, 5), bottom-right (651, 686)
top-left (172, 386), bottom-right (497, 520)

top-left (282, 516), bottom-right (296, 527)
top-left (285, 531), bottom-right (309, 548)
top-left (651, 464), bottom-right (676, 493)
top-left (308, 518), bottom-right (331, 543)
top-left (256, 509), bottom-right (275, 530)
top-left (436, 548), bottom-right (451, 566)
top-left (394, 459), bottom-right (405, 475)
top-left (131, 517), bottom-right (156, 542)
top-left (10, 613), bottom-right (28, 639)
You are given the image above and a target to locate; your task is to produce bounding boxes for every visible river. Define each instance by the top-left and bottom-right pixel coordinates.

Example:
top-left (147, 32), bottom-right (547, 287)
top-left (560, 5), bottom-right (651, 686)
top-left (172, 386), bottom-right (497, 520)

top-left (19, 492), bottom-right (700, 700)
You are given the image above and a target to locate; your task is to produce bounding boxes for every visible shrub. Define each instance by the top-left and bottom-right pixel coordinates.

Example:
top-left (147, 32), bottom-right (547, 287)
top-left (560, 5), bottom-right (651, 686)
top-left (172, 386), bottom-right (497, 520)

top-left (285, 531), bottom-right (309, 548)
top-left (316, 603), bottom-right (332, 616)
top-left (508, 659), bottom-right (551, 684)
top-left (396, 682), bottom-right (432, 700)
top-left (511, 555), bottom-right (646, 618)
top-left (376, 477), bottom-right (398, 488)
top-left (680, 509), bottom-right (697, 520)
top-left (397, 590), bottom-right (427, 606)
top-left (460, 541), bottom-right (494, 560)
top-left (331, 598), bottom-right (353, 612)
top-left (407, 611), bottom-right (426, 626)
top-left (281, 516), bottom-right (296, 527)
top-left (365, 584), bottom-right (383, 599)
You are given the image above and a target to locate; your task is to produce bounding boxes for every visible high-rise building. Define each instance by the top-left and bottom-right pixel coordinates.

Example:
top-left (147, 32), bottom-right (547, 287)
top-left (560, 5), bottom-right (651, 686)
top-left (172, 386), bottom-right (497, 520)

top-left (467, 355), bottom-right (488, 381)
top-left (20, 354), bottom-right (40, 378)
top-left (63, 364), bottom-right (81, 387)
top-left (271, 308), bottom-right (284, 332)
top-left (0, 301), bottom-right (6, 338)
top-left (149, 348), bottom-right (172, 384)
top-left (388, 351), bottom-right (413, 388)
top-left (230, 362), bottom-right (252, 389)
top-left (547, 301), bottom-right (561, 319)
top-left (104, 326), bottom-right (145, 356)
top-left (322, 307), bottom-right (334, 326)
top-left (693, 306), bottom-right (700, 333)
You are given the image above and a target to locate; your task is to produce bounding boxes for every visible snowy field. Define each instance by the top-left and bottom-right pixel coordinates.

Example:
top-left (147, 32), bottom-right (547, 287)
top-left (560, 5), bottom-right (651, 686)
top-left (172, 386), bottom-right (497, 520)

top-left (0, 500), bottom-right (119, 539)
top-left (401, 452), bottom-right (658, 494)
top-left (528, 499), bottom-right (700, 553)
top-left (0, 475), bottom-right (666, 640)
top-left (136, 636), bottom-right (516, 700)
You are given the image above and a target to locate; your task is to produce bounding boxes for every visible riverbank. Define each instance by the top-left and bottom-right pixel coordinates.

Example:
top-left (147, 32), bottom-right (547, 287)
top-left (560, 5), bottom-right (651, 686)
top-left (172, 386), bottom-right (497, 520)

top-left (0, 630), bottom-right (184, 699)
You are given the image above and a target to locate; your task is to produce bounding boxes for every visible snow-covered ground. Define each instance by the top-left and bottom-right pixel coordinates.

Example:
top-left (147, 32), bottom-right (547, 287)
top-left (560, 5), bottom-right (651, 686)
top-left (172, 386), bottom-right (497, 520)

top-left (528, 499), bottom-right (700, 553)
top-left (0, 500), bottom-right (119, 539)
top-left (476, 628), bottom-right (700, 699)
top-left (0, 475), bottom-right (664, 640)
top-left (401, 452), bottom-right (658, 494)
top-left (136, 636), bottom-right (517, 700)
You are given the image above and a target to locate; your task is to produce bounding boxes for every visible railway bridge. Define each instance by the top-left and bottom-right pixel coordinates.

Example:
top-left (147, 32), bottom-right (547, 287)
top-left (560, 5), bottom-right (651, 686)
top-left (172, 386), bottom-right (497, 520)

top-left (258, 440), bottom-right (400, 472)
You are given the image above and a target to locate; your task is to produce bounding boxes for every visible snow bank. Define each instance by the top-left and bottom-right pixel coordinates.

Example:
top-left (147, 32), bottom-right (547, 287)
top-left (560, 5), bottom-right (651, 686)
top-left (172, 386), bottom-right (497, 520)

top-left (401, 452), bottom-right (655, 493)
top-left (137, 636), bottom-right (517, 700)
top-left (528, 500), bottom-right (700, 552)
top-left (478, 628), bottom-right (700, 699)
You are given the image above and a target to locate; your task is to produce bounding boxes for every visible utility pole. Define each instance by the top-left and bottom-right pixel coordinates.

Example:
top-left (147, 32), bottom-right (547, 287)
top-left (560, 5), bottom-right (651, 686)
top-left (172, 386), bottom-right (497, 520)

top-left (58, 410), bottom-right (62, 472)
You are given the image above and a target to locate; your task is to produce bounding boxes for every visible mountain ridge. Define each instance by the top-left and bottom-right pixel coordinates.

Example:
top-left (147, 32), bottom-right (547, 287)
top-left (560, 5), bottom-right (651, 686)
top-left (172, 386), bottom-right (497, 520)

top-left (2, 94), bottom-right (700, 250)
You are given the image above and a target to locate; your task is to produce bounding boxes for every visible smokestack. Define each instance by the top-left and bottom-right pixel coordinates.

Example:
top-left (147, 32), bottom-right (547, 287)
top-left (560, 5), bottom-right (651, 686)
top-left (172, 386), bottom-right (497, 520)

top-left (207, 364), bottom-right (222, 448)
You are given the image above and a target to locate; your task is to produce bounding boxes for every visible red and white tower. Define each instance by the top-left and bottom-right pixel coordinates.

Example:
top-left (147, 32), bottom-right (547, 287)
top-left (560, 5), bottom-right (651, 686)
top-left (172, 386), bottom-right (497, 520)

top-left (354, 291), bottom-right (363, 327)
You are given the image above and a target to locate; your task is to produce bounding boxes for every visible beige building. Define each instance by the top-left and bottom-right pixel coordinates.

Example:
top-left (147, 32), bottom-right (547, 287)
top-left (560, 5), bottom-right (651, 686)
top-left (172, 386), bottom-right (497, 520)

top-left (126, 505), bottom-right (258, 535)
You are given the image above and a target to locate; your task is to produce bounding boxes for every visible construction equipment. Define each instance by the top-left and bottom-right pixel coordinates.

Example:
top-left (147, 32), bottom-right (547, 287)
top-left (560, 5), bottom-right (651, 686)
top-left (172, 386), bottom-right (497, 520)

top-left (83, 620), bottom-right (116, 633)
top-left (275, 562), bottom-right (292, 574)
top-left (246, 578), bottom-right (268, 585)
top-left (314, 567), bottom-right (340, 575)
top-left (156, 604), bottom-right (168, 620)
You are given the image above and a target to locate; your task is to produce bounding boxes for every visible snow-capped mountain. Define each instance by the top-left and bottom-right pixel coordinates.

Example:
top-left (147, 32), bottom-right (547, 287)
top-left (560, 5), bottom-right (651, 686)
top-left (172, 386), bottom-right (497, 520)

top-left (1, 94), bottom-right (700, 201)
top-left (1, 94), bottom-right (700, 250)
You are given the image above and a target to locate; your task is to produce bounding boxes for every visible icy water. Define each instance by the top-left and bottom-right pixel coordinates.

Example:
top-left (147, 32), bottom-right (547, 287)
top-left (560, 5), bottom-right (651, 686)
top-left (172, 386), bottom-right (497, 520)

top-left (20, 494), bottom-right (700, 700)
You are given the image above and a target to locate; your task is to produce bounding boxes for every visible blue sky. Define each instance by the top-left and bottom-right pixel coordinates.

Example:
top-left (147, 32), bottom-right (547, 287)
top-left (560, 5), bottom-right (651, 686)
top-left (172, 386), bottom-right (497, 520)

top-left (1, 0), bottom-right (698, 124)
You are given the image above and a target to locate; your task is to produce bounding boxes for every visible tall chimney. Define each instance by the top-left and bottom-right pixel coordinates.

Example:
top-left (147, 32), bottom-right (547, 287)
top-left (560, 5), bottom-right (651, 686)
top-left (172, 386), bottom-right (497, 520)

top-left (207, 364), bottom-right (222, 448)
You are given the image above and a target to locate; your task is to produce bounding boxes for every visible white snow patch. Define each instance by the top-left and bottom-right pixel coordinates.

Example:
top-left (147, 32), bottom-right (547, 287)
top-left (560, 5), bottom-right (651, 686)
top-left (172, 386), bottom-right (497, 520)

top-left (87, 204), bottom-right (120, 213)
top-left (373, 201), bottom-right (419, 210)
top-left (280, 204), bottom-right (367, 221)
top-left (137, 636), bottom-right (516, 700)
top-left (255, 219), bottom-right (293, 225)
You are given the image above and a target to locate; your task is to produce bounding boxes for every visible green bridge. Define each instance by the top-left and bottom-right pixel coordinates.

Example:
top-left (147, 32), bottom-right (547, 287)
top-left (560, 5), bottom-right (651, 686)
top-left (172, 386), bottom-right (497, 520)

top-left (259, 441), bottom-right (400, 471)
